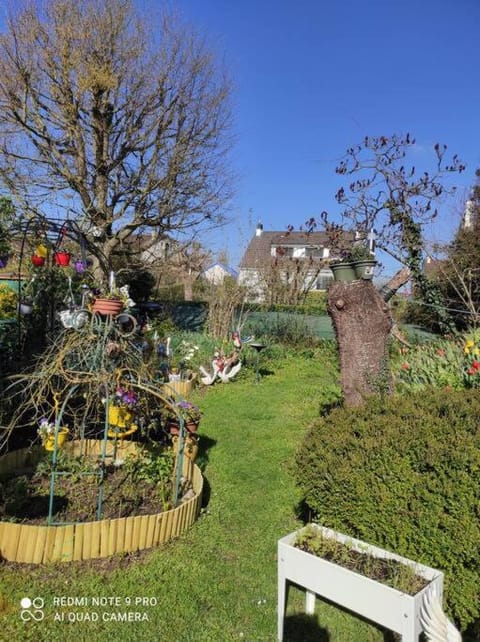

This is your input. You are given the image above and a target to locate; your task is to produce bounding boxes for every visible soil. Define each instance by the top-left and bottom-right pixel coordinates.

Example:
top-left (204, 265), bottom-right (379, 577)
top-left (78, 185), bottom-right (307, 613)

top-left (0, 461), bottom-right (191, 525)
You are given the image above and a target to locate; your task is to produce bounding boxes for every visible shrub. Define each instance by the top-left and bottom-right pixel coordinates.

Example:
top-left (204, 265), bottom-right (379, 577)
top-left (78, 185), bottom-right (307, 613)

top-left (295, 388), bottom-right (480, 630)
top-left (0, 284), bottom-right (17, 318)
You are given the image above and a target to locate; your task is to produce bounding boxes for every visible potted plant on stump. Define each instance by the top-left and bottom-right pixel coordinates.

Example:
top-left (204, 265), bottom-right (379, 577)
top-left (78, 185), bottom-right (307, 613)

top-left (351, 242), bottom-right (377, 280)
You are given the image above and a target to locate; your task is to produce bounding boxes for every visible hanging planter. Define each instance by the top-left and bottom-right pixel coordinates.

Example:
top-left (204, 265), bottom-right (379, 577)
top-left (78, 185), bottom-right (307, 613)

top-left (54, 251), bottom-right (71, 267)
top-left (31, 254), bottom-right (46, 267)
top-left (92, 297), bottom-right (124, 316)
top-left (42, 427), bottom-right (69, 452)
top-left (108, 405), bottom-right (133, 429)
top-left (19, 301), bottom-right (33, 315)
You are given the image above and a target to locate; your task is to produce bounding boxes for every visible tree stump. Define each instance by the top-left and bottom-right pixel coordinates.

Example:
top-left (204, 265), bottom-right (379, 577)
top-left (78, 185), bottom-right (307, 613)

top-left (327, 280), bottom-right (392, 407)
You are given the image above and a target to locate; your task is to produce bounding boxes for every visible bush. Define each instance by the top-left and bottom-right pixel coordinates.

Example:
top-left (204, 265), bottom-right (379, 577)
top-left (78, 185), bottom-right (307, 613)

top-left (295, 388), bottom-right (480, 630)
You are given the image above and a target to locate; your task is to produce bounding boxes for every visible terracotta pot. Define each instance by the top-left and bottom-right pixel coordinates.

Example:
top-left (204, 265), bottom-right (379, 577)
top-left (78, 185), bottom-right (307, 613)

top-left (31, 255), bottom-right (45, 267)
top-left (186, 421), bottom-right (199, 434)
top-left (54, 251), bottom-right (71, 266)
top-left (92, 297), bottom-right (123, 316)
top-left (43, 427), bottom-right (69, 452)
top-left (167, 420), bottom-right (180, 436)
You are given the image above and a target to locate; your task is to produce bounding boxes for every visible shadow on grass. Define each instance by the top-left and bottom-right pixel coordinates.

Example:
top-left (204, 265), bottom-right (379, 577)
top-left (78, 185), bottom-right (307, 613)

top-left (283, 613), bottom-right (330, 641)
top-left (195, 434), bottom-right (216, 470)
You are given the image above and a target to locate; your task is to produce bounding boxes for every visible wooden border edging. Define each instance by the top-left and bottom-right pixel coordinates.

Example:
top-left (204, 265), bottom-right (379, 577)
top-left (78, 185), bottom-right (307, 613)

top-left (0, 440), bottom-right (203, 563)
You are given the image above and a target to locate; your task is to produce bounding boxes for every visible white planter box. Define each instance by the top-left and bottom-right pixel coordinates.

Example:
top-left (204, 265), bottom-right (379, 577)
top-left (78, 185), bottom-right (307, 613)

top-left (278, 524), bottom-right (444, 641)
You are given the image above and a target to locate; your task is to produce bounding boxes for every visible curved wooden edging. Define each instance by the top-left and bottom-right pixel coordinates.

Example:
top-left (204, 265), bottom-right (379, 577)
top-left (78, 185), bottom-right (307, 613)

top-left (0, 440), bottom-right (203, 564)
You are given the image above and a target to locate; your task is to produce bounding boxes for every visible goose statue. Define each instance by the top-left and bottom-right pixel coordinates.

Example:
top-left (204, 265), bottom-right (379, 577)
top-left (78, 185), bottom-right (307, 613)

top-left (420, 587), bottom-right (462, 642)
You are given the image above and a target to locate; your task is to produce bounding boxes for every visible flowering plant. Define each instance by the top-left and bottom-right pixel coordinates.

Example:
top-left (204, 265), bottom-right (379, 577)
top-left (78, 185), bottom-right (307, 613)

top-left (114, 385), bottom-right (138, 407)
top-left (37, 417), bottom-right (56, 440)
top-left (166, 400), bottom-right (202, 424)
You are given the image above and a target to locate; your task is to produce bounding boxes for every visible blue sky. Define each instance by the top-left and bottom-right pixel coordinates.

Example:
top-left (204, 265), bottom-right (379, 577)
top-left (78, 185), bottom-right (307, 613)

top-left (0, 1), bottom-right (477, 273)
top-left (171, 0), bottom-right (479, 270)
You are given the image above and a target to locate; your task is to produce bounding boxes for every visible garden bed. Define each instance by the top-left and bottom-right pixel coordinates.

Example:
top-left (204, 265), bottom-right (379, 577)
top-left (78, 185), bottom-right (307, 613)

top-left (0, 440), bottom-right (203, 563)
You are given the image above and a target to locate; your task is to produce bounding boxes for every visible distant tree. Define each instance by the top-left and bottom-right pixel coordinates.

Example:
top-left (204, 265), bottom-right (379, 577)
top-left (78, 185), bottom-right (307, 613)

top-left (433, 171), bottom-right (480, 329)
top-left (0, 0), bottom-right (233, 281)
top-left (323, 134), bottom-right (465, 406)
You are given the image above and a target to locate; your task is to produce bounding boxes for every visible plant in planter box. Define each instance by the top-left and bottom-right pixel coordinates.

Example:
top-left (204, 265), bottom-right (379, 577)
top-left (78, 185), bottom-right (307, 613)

top-left (278, 523), bottom-right (444, 642)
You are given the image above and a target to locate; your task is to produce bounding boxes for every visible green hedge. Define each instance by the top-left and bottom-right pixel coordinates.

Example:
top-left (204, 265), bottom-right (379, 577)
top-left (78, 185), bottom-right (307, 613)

top-left (295, 388), bottom-right (480, 630)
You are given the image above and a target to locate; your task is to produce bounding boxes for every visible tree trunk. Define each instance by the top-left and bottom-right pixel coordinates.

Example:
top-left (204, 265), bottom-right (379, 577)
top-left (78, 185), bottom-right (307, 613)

top-left (327, 280), bottom-right (392, 407)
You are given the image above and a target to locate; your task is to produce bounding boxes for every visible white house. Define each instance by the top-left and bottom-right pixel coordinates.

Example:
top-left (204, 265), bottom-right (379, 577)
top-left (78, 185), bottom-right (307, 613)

top-left (238, 223), bottom-right (347, 301)
top-left (202, 262), bottom-right (238, 285)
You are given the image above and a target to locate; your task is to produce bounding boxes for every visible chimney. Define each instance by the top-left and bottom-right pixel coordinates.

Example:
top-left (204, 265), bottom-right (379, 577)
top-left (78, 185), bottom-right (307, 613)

top-left (255, 221), bottom-right (263, 237)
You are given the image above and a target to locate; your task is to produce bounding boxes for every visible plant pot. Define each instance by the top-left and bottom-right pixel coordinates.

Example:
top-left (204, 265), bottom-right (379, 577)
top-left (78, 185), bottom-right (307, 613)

top-left (186, 421), bottom-right (199, 434)
top-left (107, 424), bottom-right (138, 439)
top-left (354, 259), bottom-right (377, 280)
top-left (329, 261), bottom-right (357, 282)
top-left (172, 434), bottom-right (199, 462)
top-left (108, 405), bottom-right (133, 428)
top-left (92, 297), bottom-right (124, 316)
top-left (31, 254), bottom-right (45, 267)
top-left (167, 420), bottom-right (181, 436)
top-left (277, 524), bottom-right (444, 642)
top-left (43, 427), bottom-right (69, 452)
top-left (0, 255), bottom-right (9, 268)
top-left (19, 302), bottom-right (33, 315)
top-left (54, 251), bottom-right (71, 267)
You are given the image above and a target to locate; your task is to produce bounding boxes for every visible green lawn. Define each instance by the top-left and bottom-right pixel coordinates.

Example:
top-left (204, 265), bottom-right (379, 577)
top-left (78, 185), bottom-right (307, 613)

top-left (0, 348), bottom-right (397, 641)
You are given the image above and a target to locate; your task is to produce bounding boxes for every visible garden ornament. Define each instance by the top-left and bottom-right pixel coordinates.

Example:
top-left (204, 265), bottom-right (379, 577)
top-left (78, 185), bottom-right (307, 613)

top-left (420, 587), bottom-right (461, 641)
top-left (199, 347), bottom-right (242, 385)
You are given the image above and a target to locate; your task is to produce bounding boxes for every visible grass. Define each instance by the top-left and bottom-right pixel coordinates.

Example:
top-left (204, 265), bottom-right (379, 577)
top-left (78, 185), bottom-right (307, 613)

top-left (0, 345), bottom-right (398, 641)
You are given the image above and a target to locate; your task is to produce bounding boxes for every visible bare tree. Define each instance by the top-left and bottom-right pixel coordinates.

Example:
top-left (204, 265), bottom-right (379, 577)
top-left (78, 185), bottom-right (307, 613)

top-left (257, 251), bottom-right (324, 306)
top-left (0, 0), bottom-right (233, 281)
top-left (323, 134), bottom-right (465, 406)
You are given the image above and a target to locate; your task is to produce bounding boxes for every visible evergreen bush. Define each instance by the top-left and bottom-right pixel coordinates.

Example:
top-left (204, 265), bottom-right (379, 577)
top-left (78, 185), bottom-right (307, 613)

top-left (295, 388), bottom-right (480, 629)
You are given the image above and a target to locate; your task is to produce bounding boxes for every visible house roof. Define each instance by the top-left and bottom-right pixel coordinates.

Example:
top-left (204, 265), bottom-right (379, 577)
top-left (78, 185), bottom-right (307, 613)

top-left (203, 262), bottom-right (238, 278)
top-left (239, 230), bottom-right (334, 269)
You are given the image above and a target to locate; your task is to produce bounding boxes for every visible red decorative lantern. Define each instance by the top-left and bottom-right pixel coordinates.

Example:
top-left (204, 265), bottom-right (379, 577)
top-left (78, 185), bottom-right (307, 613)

top-left (54, 251), bottom-right (71, 267)
top-left (31, 255), bottom-right (45, 267)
